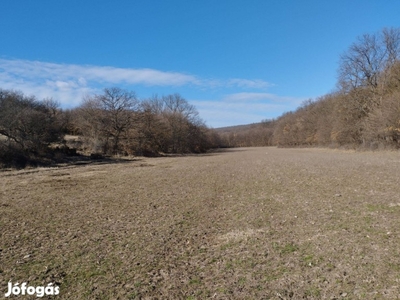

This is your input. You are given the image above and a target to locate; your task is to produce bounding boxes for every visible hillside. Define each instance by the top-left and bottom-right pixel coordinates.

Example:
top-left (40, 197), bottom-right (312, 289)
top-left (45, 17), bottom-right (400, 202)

top-left (216, 28), bottom-right (400, 150)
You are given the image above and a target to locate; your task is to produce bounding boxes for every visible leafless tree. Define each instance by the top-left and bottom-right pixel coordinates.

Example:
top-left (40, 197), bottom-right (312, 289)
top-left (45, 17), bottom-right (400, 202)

top-left (0, 89), bottom-right (65, 167)
top-left (78, 87), bottom-right (139, 154)
top-left (383, 27), bottom-right (400, 66)
top-left (338, 28), bottom-right (400, 92)
top-left (0, 89), bottom-right (63, 153)
top-left (135, 98), bottom-right (169, 155)
top-left (160, 94), bottom-right (204, 152)
top-left (339, 33), bottom-right (384, 90)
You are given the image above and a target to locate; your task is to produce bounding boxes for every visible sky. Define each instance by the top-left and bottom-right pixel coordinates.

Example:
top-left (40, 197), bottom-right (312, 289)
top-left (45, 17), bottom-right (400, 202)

top-left (1, 1), bottom-right (400, 128)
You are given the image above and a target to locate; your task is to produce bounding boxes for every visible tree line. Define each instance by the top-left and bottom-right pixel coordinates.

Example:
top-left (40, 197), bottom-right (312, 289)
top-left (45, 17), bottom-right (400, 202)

top-left (224, 27), bottom-right (400, 149)
top-left (215, 120), bottom-right (276, 147)
top-left (2, 27), bottom-right (399, 168)
top-left (0, 88), bottom-right (220, 168)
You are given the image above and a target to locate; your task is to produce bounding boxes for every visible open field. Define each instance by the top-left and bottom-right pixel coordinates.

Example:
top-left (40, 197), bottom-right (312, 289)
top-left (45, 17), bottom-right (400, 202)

top-left (1, 147), bottom-right (400, 299)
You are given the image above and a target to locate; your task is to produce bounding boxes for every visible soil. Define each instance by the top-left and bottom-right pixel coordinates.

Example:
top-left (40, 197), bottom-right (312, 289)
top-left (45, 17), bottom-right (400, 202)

top-left (1, 147), bottom-right (400, 299)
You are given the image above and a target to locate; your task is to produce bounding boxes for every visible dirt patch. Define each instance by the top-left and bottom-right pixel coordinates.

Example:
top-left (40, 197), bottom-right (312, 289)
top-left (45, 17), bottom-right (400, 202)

top-left (1, 147), bottom-right (400, 299)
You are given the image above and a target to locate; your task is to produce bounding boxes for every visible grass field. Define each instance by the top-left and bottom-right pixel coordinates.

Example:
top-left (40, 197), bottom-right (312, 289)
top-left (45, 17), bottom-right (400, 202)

top-left (1, 147), bottom-right (400, 299)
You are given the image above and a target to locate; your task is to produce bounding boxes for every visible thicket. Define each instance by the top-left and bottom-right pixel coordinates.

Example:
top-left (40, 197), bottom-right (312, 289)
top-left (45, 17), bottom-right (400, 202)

top-left (70, 88), bottom-right (217, 156)
top-left (0, 87), bottom-right (218, 168)
top-left (0, 90), bottom-right (66, 168)
top-left (273, 27), bottom-right (400, 149)
top-left (226, 27), bottom-right (400, 149)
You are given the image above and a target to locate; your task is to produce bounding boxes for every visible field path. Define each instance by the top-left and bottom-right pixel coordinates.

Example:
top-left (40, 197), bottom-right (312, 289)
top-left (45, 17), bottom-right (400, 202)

top-left (1, 147), bottom-right (400, 299)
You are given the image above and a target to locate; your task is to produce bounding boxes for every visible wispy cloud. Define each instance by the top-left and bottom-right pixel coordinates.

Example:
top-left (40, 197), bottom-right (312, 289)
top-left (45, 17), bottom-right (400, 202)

top-left (222, 92), bottom-right (301, 103)
top-left (227, 79), bottom-right (273, 89)
top-left (0, 58), bottom-right (200, 86)
top-left (191, 93), bottom-right (305, 128)
top-left (0, 58), bottom-right (300, 127)
top-left (0, 58), bottom-right (272, 105)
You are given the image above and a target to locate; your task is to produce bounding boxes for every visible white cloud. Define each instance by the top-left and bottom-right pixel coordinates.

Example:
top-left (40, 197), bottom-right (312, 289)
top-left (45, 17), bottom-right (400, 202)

top-left (78, 77), bottom-right (87, 86)
top-left (0, 58), bottom-right (274, 108)
top-left (227, 78), bottom-right (273, 89)
top-left (191, 93), bottom-right (305, 128)
top-left (0, 58), bottom-right (302, 126)
top-left (0, 58), bottom-right (272, 90)
top-left (222, 92), bottom-right (303, 104)
top-left (0, 58), bottom-right (199, 87)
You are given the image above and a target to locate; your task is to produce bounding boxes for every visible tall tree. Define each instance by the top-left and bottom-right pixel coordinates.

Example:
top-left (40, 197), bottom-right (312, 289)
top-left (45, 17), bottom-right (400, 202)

top-left (78, 87), bottom-right (139, 154)
top-left (338, 28), bottom-right (400, 92)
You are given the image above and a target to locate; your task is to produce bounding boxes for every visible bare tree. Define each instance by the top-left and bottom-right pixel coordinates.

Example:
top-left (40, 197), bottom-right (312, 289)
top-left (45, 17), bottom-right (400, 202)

top-left (160, 94), bottom-right (203, 153)
top-left (338, 28), bottom-right (400, 92)
top-left (383, 27), bottom-right (400, 66)
top-left (136, 98), bottom-right (169, 155)
top-left (0, 89), bottom-right (63, 153)
top-left (339, 33), bottom-right (384, 90)
top-left (0, 89), bottom-right (65, 168)
top-left (78, 87), bottom-right (139, 154)
top-left (138, 94), bottom-right (208, 153)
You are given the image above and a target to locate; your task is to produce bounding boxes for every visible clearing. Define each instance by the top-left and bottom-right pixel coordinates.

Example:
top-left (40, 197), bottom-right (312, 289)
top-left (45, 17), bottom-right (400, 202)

top-left (1, 147), bottom-right (400, 299)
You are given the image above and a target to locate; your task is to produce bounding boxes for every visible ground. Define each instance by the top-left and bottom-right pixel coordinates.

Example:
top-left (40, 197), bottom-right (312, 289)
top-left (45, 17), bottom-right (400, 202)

top-left (1, 147), bottom-right (400, 299)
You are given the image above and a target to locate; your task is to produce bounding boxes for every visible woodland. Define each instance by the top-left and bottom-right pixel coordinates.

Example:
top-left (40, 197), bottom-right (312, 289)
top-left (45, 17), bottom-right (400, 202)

top-left (1, 28), bottom-right (399, 168)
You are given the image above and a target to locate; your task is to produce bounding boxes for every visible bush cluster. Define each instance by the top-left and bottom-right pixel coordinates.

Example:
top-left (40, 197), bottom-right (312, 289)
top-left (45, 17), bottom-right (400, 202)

top-left (0, 90), bottom-right (65, 168)
top-left (69, 89), bottom-right (217, 156)
top-left (0, 88), bottom-right (218, 168)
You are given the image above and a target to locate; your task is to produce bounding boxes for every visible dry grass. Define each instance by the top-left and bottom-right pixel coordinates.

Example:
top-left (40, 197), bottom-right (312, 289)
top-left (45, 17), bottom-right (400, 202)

top-left (1, 147), bottom-right (400, 299)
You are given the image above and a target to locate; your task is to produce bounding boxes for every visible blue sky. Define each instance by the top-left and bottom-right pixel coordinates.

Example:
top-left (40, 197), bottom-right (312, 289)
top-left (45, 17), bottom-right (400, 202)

top-left (1, 1), bottom-right (400, 127)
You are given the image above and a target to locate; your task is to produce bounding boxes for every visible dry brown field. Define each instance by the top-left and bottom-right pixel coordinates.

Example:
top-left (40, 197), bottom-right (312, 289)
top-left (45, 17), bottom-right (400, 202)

top-left (1, 147), bottom-right (400, 299)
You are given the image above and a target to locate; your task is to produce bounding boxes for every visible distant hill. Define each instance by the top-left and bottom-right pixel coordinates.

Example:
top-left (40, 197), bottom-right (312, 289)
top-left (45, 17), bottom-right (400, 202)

top-left (213, 120), bottom-right (276, 147)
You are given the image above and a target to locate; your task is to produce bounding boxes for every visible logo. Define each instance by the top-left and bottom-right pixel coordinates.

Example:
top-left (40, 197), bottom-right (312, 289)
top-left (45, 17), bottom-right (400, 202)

top-left (4, 282), bottom-right (59, 298)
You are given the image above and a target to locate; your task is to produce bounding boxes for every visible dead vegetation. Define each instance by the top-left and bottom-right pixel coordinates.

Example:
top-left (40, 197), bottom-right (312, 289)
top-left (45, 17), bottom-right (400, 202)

top-left (1, 147), bottom-right (400, 299)
top-left (217, 28), bottom-right (400, 150)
